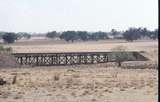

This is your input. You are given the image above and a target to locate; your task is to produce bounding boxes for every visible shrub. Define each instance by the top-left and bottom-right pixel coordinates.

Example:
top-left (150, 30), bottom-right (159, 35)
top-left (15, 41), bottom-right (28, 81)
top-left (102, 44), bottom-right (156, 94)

top-left (111, 46), bottom-right (128, 67)
top-left (0, 45), bottom-right (12, 53)
top-left (0, 45), bottom-right (18, 68)
top-left (0, 45), bottom-right (5, 51)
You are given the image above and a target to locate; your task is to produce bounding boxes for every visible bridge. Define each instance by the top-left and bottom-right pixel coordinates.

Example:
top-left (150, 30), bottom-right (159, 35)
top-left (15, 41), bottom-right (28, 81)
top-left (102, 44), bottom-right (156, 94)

top-left (12, 51), bottom-right (148, 66)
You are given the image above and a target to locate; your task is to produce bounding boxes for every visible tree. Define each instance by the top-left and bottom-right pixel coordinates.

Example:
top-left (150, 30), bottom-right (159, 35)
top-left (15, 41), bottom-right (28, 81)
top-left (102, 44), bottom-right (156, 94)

top-left (150, 29), bottom-right (158, 40)
top-left (123, 28), bottom-right (141, 41)
top-left (46, 31), bottom-right (57, 38)
top-left (23, 33), bottom-right (31, 39)
top-left (123, 30), bottom-right (133, 41)
top-left (111, 29), bottom-right (118, 38)
top-left (77, 31), bottom-right (89, 41)
top-left (2, 32), bottom-right (17, 43)
top-left (16, 32), bottom-right (31, 40)
top-left (139, 28), bottom-right (149, 38)
top-left (60, 31), bottom-right (79, 42)
top-left (111, 46), bottom-right (128, 67)
top-left (89, 32), bottom-right (99, 41)
top-left (0, 32), bottom-right (6, 39)
top-left (97, 31), bottom-right (109, 39)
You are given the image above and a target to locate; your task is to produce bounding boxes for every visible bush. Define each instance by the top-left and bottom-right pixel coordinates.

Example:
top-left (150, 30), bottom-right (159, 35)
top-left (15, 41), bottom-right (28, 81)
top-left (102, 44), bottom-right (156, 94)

top-left (0, 45), bottom-right (5, 51)
top-left (0, 45), bottom-right (18, 68)
top-left (0, 45), bottom-right (12, 53)
top-left (111, 46), bottom-right (128, 67)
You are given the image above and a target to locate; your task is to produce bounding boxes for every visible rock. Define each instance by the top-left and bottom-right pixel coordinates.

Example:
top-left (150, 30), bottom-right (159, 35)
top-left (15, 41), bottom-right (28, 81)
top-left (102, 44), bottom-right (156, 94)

top-left (0, 78), bottom-right (7, 85)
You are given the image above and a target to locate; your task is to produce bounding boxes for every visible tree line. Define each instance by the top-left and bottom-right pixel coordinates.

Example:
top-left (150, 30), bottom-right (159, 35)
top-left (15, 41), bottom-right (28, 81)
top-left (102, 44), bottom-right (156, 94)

top-left (46, 27), bottom-right (158, 42)
top-left (0, 32), bottom-right (31, 43)
top-left (0, 27), bottom-right (158, 43)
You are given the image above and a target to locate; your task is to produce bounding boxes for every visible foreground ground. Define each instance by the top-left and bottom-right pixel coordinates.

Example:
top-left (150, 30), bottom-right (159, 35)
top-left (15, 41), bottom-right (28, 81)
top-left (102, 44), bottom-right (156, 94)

top-left (0, 65), bottom-right (158, 102)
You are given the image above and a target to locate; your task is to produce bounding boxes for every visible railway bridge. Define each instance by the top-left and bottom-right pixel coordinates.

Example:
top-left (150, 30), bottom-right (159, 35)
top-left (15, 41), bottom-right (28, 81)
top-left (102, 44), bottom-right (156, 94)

top-left (12, 51), bottom-right (148, 66)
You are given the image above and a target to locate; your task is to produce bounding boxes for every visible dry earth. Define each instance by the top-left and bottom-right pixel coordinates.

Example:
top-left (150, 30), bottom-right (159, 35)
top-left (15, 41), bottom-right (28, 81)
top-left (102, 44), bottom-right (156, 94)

top-left (0, 65), bottom-right (158, 102)
top-left (0, 40), bottom-right (158, 102)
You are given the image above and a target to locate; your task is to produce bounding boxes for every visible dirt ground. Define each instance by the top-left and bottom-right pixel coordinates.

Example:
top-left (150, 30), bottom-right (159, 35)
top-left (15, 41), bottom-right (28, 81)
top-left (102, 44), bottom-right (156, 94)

top-left (0, 40), bottom-right (158, 102)
top-left (0, 66), bottom-right (158, 102)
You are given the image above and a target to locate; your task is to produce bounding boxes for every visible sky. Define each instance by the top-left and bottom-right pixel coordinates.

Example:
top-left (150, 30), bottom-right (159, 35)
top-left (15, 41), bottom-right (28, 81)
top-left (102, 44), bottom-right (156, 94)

top-left (0, 0), bottom-right (158, 33)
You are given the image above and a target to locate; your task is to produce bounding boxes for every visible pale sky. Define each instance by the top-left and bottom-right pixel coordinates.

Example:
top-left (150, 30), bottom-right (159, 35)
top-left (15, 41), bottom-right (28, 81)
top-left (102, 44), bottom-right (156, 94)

top-left (0, 0), bottom-right (158, 33)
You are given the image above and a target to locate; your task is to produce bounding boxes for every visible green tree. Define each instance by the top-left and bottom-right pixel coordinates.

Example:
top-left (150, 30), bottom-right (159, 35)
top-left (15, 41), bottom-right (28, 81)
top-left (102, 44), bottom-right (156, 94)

top-left (0, 32), bottom-right (6, 39)
top-left (150, 29), bottom-right (158, 40)
top-left (23, 33), bottom-right (31, 39)
top-left (97, 31), bottom-right (109, 39)
top-left (60, 31), bottom-right (79, 42)
top-left (123, 28), bottom-right (141, 41)
top-left (77, 31), bottom-right (89, 41)
top-left (111, 29), bottom-right (118, 38)
top-left (46, 31), bottom-right (58, 38)
top-left (2, 32), bottom-right (17, 43)
top-left (89, 33), bottom-right (99, 41)
top-left (16, 32), bottom-right (31, 40)
top-left (89, 31), bottom-right (109, 41)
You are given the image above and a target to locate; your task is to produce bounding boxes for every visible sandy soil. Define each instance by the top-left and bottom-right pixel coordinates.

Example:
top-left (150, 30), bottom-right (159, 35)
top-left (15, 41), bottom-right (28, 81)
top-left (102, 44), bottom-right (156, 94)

top-left (0, 66), bottom-right (158, 102)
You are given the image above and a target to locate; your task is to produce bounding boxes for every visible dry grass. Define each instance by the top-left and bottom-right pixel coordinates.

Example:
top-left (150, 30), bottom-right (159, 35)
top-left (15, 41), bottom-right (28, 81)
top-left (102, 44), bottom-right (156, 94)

top-left (5, 40), bottom-right (158, 53)
top-left (0, 66), bottom-right (158, 102)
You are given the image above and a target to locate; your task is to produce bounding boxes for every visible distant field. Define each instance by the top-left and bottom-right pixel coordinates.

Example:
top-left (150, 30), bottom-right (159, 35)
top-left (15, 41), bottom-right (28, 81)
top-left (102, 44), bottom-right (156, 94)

top-left (4, 39), bottom-right (157, 52)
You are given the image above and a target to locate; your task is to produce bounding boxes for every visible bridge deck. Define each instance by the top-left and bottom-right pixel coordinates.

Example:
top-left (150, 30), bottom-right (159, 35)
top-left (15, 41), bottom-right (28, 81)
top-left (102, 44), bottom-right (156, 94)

top-left (12, 51), bottom-right (148, 66)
